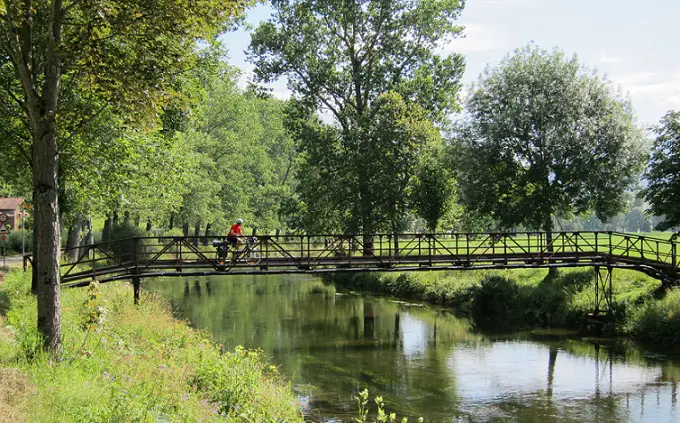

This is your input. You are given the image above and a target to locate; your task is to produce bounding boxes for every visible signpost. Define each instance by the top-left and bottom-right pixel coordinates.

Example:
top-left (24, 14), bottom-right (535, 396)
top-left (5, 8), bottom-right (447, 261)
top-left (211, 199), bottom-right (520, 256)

top-left (0, 213), bottom-right (8, 267)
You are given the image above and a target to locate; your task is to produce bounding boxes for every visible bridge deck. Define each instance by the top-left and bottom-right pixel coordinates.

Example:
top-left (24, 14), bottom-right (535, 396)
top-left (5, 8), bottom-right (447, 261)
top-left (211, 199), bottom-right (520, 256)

top-left (27, 231), bottom-right (679, 288)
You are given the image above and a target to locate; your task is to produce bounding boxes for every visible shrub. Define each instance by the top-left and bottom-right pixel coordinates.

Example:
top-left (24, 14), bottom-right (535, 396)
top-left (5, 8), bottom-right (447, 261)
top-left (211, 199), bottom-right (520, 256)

top-left (628, 290), bottom-right (680, 350)
top-left (4, 230), bottom-right (32, 255)
top-left (105, 222), bottom-right (147, 264)
top-left (470, 276), bottom-right (524, 327)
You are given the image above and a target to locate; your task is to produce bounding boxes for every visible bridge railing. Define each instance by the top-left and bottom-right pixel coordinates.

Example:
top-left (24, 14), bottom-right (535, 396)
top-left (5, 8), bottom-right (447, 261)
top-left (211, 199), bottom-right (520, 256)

top-left (44, 231), bottom-right (679, 284)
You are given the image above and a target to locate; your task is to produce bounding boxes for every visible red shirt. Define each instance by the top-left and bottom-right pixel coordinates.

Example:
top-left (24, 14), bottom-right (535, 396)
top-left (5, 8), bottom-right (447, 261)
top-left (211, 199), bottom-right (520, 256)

top-left (228, 224), bottom-right (243, 237)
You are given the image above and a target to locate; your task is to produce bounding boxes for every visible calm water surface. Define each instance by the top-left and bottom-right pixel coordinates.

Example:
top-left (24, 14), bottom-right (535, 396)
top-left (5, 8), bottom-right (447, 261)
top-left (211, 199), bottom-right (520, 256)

top-left (147, 275), bottom-right (680, 422)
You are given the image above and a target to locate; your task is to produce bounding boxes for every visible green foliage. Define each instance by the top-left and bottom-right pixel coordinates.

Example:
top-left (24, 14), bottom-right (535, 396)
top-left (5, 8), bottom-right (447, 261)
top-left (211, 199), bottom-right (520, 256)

top-left (355, 389), bottom-right (420, 423)
top-left (411, 147), bottom-right (456, 231)
top-left (4, 230), bottom-right (31, 255)
top-left (250, 0), bottom-right (465, 123)
top-left (104, 221), bottom-right (148, 264)
top-left (456, 44), bottom-right (647, 232)
top-left (174, 75), bottom-right (297, 231)
top-left (642, 111), bottom-right (680, 231)
top-left (0, 269), bottom-right (303, 422)
top-left (250, 0), bottom-right (465, 234)
top-left (627, 290), bottom-right (680, 350)
top-left (471, 276), bottom-right (523, 325)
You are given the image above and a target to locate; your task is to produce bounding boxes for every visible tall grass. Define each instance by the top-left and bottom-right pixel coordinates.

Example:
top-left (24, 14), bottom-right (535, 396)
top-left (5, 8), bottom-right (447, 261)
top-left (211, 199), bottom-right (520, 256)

top-left (0, 270), bottom-right (303, 422)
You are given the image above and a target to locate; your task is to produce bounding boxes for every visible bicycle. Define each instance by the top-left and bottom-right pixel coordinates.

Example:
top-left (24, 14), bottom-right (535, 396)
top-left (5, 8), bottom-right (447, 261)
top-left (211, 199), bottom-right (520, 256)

top-left (213, 237), bottom-right (261, 266)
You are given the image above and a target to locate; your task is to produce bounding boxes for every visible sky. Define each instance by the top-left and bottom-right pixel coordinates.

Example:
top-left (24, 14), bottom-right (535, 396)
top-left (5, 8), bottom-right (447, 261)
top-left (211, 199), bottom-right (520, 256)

top-left (222, 0), bottom-right (680, 126)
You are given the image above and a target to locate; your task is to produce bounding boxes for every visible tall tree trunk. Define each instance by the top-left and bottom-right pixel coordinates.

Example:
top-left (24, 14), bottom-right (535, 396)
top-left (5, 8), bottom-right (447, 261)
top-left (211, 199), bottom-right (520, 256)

top-left (359, 186), bottom-right (374, 256)
top-left (32, 117), bottom-right (62, 356)
top-left (80, 218), bottom-right (93, 260)
top-left (193, 222), bottom-right (200, 246)
top-left (112, 210), bottom-right (119, 227)
top-left (168, 213), bottom-right (175, 230)
top-left (123, 211), bottom-right (130, 224)
top-left (13, 0), bottom-right (66, 357)
top-left (146, 219), bottom-right (153, 232)
top-left (102, 214), bottom-right (112, 243)
top-left (203, 223), bottom-right (211, 246)
top-left (182, 222), bottom-right (189, 237)
top-left (65, 214), bottom-right (83, 262)
top-left (31, 221), bottom-right (39, 295)
top-left (544, 217), bottom-right (559, 277)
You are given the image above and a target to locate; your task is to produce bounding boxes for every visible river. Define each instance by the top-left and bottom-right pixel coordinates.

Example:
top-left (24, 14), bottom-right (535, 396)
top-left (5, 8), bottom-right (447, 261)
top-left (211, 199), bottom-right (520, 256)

top-left (147, 274), bottom-right (680, 422)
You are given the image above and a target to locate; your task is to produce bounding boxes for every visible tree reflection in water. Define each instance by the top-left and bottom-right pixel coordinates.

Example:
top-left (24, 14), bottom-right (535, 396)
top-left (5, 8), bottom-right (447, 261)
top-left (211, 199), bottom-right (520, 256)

top-left (149, 275), bottom-right (680, 423)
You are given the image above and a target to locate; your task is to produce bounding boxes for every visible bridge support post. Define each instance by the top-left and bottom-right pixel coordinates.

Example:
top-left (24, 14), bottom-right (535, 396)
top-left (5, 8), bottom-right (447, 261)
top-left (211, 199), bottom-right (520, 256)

top-left (133, 276), bottom-right (141, 305)
top-left (593, 266), bottom-right (613, 315)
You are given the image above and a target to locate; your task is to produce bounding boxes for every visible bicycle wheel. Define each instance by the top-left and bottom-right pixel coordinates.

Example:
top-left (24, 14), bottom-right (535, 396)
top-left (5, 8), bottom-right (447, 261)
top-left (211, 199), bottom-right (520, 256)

top-left (247, 249), bottom-right (261, 265)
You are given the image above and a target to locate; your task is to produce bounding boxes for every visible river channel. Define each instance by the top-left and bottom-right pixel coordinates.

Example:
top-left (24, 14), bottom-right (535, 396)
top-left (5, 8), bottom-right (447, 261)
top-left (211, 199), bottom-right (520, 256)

top-left (147, 275), bottom-right (680, 422)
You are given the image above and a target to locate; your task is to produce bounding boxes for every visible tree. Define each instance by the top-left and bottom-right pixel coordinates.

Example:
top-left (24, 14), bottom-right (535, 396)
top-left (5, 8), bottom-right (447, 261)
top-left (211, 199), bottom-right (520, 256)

top-left (174, 74), bottom-right (297, 234)
top-left (456, 45), bottom-right (646, 240)
top-left (366, 92), bottom-right (442, 234)
top-left (642, 111), bottom-right (680, 231)
top-left (412, 146), bottom-right (455, 232)
top-left (0, 0), bottom-right (246, 355)
top-left (249, 0), bottom-right (465, 243)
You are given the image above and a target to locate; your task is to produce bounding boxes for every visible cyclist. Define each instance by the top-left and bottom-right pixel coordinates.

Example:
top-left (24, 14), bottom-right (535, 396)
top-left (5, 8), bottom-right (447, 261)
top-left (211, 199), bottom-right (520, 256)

top-left (227, 218), bottom-right (245, 250)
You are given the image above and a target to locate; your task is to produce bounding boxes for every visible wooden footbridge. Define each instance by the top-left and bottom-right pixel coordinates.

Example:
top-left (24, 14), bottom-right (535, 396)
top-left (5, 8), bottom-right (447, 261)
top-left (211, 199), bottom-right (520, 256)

top-left (27, 231), bottom-right (680, 299)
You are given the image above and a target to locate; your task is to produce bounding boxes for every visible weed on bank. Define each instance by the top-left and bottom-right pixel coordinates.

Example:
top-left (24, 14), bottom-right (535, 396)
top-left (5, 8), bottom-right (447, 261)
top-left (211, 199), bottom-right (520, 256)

top-left (0, 270), bottom-right (302, 422)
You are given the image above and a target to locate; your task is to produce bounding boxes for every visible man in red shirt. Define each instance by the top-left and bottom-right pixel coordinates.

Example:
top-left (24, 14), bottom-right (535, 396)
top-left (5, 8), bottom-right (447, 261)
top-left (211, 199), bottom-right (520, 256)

top-left (227, 218), bottom-right (244, 249)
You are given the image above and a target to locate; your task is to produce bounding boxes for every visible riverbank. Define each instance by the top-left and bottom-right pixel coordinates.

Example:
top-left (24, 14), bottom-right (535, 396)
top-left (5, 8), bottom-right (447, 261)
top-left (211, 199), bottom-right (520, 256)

top-left (0, 269), bottom-right (303, 422)
top-left (326, 268), bottom-right (680, 352)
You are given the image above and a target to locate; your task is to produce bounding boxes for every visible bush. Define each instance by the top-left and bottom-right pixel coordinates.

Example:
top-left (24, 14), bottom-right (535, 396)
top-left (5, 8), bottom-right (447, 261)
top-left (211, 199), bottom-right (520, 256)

top-left (470, 276), bottom-right (524, 327)
top-left (105, 222), bottom-right (147, 264)
top-left (4, 230), bottom-right (32, 255)
top-left (628, 290), bottom-right (680, 351)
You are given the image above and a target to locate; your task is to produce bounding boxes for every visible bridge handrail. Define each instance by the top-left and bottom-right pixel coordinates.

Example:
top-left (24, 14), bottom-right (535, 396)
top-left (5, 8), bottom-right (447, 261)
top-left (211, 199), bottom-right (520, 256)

top-left (22, 231), bottom-right (680, 287)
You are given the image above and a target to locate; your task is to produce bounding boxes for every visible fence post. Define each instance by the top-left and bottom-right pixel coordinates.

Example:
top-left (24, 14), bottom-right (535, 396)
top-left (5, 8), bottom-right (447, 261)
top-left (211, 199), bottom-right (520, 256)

top-left (466, 234), bottom-right (470, 266)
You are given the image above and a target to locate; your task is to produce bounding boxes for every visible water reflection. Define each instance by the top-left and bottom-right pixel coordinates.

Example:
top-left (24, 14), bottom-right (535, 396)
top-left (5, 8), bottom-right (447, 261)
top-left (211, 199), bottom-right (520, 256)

top-left (148, 275), bottom-right (680, 422)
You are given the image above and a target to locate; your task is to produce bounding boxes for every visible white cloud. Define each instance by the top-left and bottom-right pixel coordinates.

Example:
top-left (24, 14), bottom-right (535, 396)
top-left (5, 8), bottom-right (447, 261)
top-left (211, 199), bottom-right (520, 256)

top-left (613, 71), bottom-right (680, 123)
top-left (475, 0), bottom-right (536, 6)
top-left (615, 72), bottom-right (680, 104)
top-left (439, 23), bottom-right (506, 55)
top-left (596, 51), bottom-right (624, 64)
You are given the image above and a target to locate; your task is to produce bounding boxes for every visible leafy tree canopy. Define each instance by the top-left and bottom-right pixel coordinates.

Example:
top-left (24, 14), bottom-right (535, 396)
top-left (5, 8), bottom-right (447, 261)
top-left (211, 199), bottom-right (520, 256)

top-left (642, 111), bottom-right (680, 231)
top-left (456, 45), bottom-right (646, 232)
top-left (249, 0), bottom-right (465, 235)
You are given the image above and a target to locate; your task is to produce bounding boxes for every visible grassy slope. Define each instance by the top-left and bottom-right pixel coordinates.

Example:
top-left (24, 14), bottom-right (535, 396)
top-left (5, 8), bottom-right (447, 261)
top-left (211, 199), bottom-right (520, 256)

top-left (0, 270), bottom-right (303, 423)
top-left (328, 266), bottom-right (680, 352)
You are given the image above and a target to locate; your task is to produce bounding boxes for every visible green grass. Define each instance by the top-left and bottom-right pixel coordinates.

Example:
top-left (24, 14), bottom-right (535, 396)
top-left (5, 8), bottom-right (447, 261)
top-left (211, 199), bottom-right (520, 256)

top-left (0, 269), bottom-right (303, 423)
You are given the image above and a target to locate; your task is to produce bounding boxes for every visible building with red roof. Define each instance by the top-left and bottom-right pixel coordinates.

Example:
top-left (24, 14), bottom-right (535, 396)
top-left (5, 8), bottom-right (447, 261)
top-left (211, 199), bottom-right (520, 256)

top-left (0, 197), bottom-right (26, 231)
